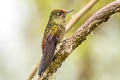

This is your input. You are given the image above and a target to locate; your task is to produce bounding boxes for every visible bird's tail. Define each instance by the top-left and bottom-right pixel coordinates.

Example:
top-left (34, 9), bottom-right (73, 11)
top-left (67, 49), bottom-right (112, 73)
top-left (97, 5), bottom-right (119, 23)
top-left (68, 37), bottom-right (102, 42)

top-left (38, 36), bottom-right (58, 77)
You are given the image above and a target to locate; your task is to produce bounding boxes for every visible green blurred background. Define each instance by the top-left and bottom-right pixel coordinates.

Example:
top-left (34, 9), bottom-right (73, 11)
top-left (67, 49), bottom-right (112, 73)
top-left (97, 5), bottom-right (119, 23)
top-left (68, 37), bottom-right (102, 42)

top-left (0, 0), bottom-right (120, 80)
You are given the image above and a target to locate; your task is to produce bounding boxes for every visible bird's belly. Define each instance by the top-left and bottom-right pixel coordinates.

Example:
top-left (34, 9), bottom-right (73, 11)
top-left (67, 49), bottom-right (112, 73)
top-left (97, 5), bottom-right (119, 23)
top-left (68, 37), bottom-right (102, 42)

top-left (58, 27), bottom-right (65, 43)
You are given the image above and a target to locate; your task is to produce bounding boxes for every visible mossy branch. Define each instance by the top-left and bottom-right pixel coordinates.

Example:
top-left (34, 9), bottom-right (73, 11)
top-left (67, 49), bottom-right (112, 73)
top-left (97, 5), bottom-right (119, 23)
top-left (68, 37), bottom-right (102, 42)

top-left (27, 0), bottom-right (98, 80)
top-left (39, 1), bottom-right (120, 80)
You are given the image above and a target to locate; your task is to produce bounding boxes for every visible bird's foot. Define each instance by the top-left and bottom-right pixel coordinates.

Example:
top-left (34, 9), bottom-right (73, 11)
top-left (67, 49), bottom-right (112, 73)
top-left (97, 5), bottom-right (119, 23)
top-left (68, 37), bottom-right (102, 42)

top-left (60, 39), bottom-right (68, 44)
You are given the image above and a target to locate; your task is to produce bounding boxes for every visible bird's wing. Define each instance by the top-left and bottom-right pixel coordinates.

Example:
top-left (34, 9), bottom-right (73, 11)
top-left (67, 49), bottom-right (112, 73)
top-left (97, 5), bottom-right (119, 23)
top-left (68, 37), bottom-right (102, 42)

top-left (41, 25), bottom-right (59, 52)
top-left (38, 25), bottom-right (59, 76)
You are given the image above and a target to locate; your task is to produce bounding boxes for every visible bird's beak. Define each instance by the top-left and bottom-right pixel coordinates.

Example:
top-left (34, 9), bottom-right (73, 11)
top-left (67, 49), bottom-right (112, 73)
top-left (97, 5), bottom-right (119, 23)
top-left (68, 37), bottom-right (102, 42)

top-left (66, 10), bottom-right (74, 14)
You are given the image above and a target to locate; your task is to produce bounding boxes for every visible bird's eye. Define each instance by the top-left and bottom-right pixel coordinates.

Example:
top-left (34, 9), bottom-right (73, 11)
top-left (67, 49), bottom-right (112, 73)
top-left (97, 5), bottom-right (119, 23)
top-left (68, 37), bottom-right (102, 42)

top-left (57, 12), bottom-right (62, 16)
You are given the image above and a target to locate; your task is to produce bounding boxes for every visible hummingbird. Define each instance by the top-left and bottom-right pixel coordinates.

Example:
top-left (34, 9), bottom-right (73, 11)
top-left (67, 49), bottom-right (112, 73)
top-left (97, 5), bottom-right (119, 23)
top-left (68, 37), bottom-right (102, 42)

top-left (38, 9), bottom-right (74, 77)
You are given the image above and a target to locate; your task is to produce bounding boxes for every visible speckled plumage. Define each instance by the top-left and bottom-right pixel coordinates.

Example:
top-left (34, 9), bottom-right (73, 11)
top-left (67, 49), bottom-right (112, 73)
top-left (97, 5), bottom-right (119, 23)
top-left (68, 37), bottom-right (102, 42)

top-left (38, 9), bottom-right (66, 76)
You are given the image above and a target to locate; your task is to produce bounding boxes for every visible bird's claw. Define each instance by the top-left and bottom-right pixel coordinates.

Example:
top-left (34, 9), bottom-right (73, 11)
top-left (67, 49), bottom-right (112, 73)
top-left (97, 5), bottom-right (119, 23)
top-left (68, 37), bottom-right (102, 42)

top-left (60, 39), bottom-right (68, 44)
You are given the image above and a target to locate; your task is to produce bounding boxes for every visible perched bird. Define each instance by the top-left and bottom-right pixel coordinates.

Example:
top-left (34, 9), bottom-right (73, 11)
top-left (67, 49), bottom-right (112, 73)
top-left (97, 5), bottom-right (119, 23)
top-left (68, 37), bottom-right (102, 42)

top-left (38, 9), bottom-right (74, 77)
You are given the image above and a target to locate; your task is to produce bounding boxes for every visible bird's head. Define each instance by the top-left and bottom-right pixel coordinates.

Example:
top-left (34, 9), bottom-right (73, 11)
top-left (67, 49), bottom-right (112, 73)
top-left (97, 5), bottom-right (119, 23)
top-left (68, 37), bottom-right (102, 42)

top-left (49, 9), bottom-right (74, 25)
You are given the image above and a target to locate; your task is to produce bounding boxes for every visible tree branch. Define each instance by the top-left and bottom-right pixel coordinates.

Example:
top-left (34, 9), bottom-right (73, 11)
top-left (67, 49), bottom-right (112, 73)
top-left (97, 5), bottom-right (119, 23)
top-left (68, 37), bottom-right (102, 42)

top-left (39, 1), bottom-right (120, 80)
top-left (27, 60), bottom-right (41, 80)
top-left (27, 0), bottom-right (98, 80)
top-left (66, 0), bottom-right (99, 32)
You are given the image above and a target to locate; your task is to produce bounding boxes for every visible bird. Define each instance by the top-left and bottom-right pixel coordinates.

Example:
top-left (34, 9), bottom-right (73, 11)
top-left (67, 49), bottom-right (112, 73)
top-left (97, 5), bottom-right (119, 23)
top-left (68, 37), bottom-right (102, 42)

top-left (38, 9), bottom-right (74, 77)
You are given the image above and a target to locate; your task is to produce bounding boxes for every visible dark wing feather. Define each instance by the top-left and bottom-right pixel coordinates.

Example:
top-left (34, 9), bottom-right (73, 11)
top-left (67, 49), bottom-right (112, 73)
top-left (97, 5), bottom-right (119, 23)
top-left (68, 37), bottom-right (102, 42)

top-left (38, 35), bottom-right (58, 76)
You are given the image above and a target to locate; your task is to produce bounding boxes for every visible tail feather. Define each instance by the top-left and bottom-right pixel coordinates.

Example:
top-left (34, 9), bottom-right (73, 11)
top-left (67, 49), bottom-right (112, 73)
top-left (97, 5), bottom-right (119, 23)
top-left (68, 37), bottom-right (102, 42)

top-left (38, 36), bottom-right (58, 77)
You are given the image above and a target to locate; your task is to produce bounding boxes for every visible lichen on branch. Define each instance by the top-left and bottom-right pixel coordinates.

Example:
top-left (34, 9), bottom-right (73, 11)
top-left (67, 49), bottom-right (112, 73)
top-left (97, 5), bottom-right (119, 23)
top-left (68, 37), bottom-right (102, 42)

top-left (39, 1), bottom-right (120, 80)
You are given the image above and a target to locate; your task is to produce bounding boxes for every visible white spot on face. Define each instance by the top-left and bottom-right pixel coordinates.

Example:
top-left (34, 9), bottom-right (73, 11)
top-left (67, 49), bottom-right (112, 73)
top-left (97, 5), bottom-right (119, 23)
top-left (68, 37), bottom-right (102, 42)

top-left (57, 12), bottom-right (62, 16)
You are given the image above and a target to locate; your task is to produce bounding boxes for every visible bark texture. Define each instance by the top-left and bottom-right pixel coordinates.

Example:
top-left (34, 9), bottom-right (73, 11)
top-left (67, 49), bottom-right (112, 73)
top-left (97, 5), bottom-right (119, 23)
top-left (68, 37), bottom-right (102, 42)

top-left (38, 1), bottom-right (120, 80)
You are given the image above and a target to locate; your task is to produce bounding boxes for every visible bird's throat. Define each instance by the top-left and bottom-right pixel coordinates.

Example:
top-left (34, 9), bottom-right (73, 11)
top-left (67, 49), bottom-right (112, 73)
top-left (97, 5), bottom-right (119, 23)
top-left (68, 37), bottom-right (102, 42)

top-left (50, 18), bottom-right (65, 26)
